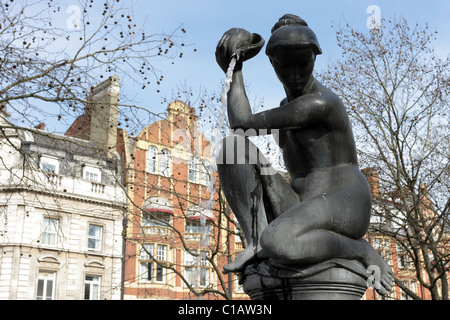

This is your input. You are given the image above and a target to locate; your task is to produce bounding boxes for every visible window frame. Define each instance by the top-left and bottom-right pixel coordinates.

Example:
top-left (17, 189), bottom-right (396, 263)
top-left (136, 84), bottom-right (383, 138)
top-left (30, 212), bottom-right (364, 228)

top-left (87, 224), bottom-right (103, 252)
top-left (146, 145), bottom-right (158, 174)
top-left (183, 250), bottom-right (211, 288)
top-left (142, 210), bottom-right (172, 228)
top-left (139, 243), bottom-right (170, 284)
top-left (84, 274), bottom-right (101, 300)
top-left (159, 148), bottom-right (172, 177)
top-left (200, 159), bottom-right (211, 186)
top-left (83, 165), bottom-right (101, 182)
top-left (188, 156), bottom-right (200, 183)
top-left (41, 217), bottom-right (59, 247)
top-left (185, 219), bottom-right (211, 236)
top-left (36, 270), bottom-right (56, 300)
top-left (40, 156), bottom-right (60, 174)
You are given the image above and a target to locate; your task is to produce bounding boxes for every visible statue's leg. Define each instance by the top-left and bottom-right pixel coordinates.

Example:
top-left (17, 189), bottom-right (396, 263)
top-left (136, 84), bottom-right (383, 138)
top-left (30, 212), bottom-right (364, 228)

top-left (217, 134), bottom-right (299, 273)
top-left (259, 183), bottom-right (394, 295)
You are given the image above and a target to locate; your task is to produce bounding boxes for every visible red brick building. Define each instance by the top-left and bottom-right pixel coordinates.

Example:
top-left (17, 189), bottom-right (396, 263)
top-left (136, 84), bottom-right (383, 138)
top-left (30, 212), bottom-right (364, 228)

top-left (361, 168), bottom-right (448, 300)
top-left (120, 101), bottom-right (246, 300)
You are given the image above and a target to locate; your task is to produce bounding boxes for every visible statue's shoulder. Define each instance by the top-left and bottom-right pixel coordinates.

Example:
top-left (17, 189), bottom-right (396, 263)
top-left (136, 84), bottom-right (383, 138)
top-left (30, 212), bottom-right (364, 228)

top-left (280, 97), bottom-right (288, 106)
top-left (314, 81), bottom-right (348, 112)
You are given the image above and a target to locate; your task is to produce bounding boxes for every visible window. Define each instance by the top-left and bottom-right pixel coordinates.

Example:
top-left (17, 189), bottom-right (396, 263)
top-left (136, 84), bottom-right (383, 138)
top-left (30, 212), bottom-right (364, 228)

top-left (142, 211), bottom-right (172, 236)
top-left (160, 149), bottom-right (171, 177)
top-left (185, 219), bottom-right (210, 238)
top-left (396, 244), bottom-right (412, 269)
top-left (40, 156), bottom-right (59, 174)
top-left (200, 160), bottom-right (211, 186)
top-left (400, 281), bottom-right (415, 300)
top-left (83, 166), bottom-right (101, 182)
top-left (188, 157), bottom-right (199, 183)
top-left (88, 224), bottom-right (103, 251)
top-left (140, 244), bottom-right (154, 260)
top-left (156, 244), bottom-right (167, 261)
top-left (36, 270), bottom-right (56, 300)
top-left (189, 157), bottom-right (211, 185)
top-left (184, 250), bottom-right (211, 287)
top-left (199, 268), bottom-right (210, 287)
top-left (155, 263), bottom-right (165, 282)
top-left (42, 217), bottom-right (59, 246)
top-left (140, 244), bottom-right (154, 282)
top-left (373, 238), bottom-right (382, 250)
top-left (147, 146), bottom-right (158, 173)
top-left (140, 261), bottom-right (154, 282)
top-left (155, 244), bottom-right (167, 282)
top-left (235, 276), bottom-right (244, 293)
top-left (84, 275), bottom-right (101, 300)
top-left (139, 243), bottom-right (169, 283)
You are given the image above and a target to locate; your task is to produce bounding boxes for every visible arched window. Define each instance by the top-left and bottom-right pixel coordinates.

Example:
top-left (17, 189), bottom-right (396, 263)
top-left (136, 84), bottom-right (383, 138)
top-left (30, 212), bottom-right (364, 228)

top-left (147, 146), bottom-right (158, 173)
top-left (160, 149), bottom-right (171, 177)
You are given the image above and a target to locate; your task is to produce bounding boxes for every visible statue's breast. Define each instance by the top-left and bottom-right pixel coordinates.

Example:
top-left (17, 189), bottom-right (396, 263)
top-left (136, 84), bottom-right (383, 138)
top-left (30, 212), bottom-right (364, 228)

top-left (280, 125), bottom-right (332, 174)
top-left (292, 125), bottom-right (329, 148)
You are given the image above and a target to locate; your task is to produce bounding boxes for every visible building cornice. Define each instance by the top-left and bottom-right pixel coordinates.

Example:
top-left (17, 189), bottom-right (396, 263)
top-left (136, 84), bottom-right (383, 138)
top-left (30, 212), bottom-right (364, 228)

top-left (0, 186), bottom-right (127, 210)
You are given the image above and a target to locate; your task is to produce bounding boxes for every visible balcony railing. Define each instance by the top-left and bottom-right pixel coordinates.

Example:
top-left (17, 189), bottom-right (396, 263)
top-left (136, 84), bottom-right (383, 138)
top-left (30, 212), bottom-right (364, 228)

top-left (45, 172), bottom-right (62, 187)
top-left (143, 226), bottom-right (174, 238)
top-left (185, 232), bottom-right (211, 244)
top-left (34, 171), bottom-right (125, 204)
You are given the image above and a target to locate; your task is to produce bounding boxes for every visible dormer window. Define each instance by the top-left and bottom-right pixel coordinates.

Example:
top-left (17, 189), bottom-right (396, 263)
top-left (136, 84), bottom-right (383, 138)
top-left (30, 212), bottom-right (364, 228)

top-left (83, 166), bottom-right (101, 182)
top-left (40, 156), bottom-right (59, 174)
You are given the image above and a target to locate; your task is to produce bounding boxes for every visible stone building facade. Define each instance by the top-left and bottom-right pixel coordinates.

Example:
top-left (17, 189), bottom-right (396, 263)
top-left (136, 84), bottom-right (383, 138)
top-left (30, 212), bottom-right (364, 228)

top-left (0, 77), bottom-right (126, 300)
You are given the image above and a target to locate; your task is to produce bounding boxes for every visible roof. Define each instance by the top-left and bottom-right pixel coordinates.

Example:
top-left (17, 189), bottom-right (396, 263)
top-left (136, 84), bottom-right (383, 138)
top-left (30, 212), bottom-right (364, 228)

top-left (23, 128), bottom-right (107, 159)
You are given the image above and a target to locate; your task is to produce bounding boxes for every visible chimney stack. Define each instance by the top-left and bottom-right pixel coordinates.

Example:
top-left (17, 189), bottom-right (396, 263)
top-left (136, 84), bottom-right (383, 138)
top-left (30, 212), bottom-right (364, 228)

top-left (0, 105), bottom-right (11, 126)
top-left (89, 75), bottom-right (121, 158)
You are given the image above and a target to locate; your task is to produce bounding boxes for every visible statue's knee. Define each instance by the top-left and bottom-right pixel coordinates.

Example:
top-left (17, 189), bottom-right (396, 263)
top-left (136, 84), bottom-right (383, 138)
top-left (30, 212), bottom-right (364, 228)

top-left (260, 225), bottom-right (280, 255)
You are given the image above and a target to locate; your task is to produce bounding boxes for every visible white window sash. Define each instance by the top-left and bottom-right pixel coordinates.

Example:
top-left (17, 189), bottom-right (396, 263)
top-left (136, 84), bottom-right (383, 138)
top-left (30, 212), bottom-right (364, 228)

top-left (84, 275), bottom-right (101, 300)
top-left (40, 157), bottom-right (59, 174)
top-left (88, 225), bottom-right (102, 251)
top-left (42, 218), bottom-right (59, 246)
top-left (160, 149), bottom-right (171, 177)
top-left (36, 271), bottom-right (56, 300)
top-left (147, 146), bottom-right (158, 173)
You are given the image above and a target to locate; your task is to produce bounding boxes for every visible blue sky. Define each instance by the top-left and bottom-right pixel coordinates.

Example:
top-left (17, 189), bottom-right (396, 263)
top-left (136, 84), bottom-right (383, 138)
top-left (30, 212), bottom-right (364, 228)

top-left (9, 0), bottom-right (450, 133)
top-left (130, 0), bottom-right (450, 118)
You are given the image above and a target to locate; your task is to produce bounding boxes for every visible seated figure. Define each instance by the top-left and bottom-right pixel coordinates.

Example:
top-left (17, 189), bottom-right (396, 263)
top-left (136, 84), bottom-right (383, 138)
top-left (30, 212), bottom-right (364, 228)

top-left (215, 14), bottom-right (394, 296)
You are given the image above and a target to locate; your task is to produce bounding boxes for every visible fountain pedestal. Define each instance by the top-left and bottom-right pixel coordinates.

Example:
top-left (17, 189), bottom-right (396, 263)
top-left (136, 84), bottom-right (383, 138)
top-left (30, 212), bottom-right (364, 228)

top-left (240, 259), bottom-right (368, 300)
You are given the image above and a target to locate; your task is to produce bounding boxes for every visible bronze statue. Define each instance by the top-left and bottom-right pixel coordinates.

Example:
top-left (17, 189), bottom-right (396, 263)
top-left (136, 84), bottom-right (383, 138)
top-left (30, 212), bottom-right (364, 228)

top-left (215, 14), bottom-right (394, 299)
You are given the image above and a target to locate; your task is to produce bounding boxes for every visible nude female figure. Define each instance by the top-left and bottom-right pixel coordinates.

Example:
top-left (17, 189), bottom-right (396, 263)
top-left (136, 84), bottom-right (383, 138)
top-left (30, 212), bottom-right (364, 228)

top-left (215, 14), bottom-right (394, 295)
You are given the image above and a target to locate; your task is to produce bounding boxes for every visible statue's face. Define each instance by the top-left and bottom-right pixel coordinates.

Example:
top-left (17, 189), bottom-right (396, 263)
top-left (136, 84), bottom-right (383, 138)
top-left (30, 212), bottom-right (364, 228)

top-left (270, 46), bottom-right (315, 92)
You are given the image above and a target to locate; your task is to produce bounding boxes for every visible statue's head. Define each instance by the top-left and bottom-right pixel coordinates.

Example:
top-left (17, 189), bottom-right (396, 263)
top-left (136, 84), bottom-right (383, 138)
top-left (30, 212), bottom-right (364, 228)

top-left (266, 14), bottom-right (321, 92)
top-left (266, 14), bottom-right (322, 57)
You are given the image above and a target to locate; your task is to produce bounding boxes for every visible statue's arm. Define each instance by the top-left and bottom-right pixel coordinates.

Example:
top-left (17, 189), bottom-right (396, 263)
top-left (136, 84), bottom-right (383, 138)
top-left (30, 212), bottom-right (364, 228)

top-left (228, 80), bottom-right (332, 132)
top-left (227, 69), bottom-right (253, 130)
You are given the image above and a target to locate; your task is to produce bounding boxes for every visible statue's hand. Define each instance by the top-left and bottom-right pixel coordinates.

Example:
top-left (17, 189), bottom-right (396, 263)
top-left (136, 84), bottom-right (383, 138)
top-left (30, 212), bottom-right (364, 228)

top-left (215, 28), bottom-right (265, 73)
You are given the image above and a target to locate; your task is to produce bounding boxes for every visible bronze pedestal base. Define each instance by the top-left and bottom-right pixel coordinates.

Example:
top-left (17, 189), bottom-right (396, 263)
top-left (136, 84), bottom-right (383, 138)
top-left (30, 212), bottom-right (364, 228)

top-left (241, 259), bottom-right (368, 300)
